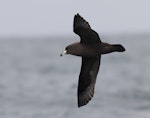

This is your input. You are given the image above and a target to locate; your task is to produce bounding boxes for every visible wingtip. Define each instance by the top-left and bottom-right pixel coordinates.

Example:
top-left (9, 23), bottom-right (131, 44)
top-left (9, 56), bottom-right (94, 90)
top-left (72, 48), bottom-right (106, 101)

top-left (78, 100), bottom-right (90, 108)
top-left (77, 94), bottom-right (92, 108)
top-left (78, 104), bottom-right (81, 108)
top-left (78, 102), bottom-right (86, 108)
top-left (77, 13), bottom-right (80, 16)
top-left (74, 13), bottom-right (79, 19)
top-left (75, 13), bottom-right (81, 18)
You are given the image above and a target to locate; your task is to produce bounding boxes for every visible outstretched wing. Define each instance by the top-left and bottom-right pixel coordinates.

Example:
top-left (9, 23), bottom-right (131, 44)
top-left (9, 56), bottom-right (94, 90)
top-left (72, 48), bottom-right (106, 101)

top-left (78, 56), bottom-right (101, 107)
top-left (73, 14), bottom-right (101, 44)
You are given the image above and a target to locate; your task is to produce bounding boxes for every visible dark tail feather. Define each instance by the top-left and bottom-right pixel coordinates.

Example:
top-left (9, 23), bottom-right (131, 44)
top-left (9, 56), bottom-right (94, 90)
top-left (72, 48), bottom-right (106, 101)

top-left (112, 44), bottom-right (126, 52)
top-left (101, 43), bottom-right (125, 54)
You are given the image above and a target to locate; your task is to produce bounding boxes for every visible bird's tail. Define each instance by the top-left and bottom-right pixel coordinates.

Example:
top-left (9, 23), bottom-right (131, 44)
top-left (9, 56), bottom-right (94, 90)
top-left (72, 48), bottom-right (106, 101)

top-left (112, 44), bottom-right (126, 52)
top-left (101, 43), bottom-right (125, 54)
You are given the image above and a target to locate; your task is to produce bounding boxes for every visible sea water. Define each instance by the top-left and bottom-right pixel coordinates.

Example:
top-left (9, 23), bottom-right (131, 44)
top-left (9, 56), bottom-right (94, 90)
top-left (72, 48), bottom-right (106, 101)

top-left (0, 34), bottom-right (150, 118)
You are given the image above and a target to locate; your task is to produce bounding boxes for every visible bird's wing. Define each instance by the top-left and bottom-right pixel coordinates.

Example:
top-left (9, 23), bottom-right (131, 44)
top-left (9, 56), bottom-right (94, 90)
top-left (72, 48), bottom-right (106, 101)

top-left (73, 14), bottom-right (101, 44)
top-left (78, 56), bottom-right (101, 107)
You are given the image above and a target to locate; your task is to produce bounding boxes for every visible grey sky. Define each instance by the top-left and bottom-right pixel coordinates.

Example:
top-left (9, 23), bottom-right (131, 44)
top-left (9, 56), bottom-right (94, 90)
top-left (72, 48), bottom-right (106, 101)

top-left (0, 0), bottom-right (150, 37)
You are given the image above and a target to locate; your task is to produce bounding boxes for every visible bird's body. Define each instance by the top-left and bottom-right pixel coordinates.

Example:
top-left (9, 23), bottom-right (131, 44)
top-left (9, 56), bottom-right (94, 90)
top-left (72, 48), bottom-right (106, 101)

top-left (66, 42), bottom-right (100, 57)
top-left (61, 14), bottom-right (125, 107)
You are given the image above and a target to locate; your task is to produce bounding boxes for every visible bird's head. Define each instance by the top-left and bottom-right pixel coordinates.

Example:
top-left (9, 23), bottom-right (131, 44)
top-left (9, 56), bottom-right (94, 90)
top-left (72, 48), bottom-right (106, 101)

top-left (60, 45), bottom-right (73, 56)
top-left (60, 43), bottom-right (80, 56)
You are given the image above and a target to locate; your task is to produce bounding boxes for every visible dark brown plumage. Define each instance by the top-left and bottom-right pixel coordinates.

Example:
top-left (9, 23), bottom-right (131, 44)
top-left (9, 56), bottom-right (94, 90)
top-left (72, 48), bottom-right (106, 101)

top-left (61, 13), bottom-right (125, 107)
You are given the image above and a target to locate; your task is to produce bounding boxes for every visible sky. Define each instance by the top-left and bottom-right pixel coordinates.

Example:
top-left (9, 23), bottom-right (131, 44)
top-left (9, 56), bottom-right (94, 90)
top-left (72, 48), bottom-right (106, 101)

top-left (0, 0), bottom-right (150, 37)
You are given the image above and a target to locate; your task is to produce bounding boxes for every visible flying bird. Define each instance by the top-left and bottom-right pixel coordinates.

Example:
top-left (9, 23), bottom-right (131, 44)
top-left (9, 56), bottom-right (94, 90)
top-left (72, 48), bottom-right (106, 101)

top-left (60, 14), bottom-right (125, 107)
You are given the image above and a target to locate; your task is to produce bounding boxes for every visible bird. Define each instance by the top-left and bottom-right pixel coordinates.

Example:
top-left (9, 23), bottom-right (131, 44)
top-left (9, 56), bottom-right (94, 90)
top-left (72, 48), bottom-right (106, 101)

top-left (60, 13), bottom-right (125, 107)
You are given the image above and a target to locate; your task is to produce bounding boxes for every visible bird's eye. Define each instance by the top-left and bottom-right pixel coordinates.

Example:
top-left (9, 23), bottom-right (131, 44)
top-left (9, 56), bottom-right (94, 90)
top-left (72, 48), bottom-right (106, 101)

top-left (66, 47), bottom-right (69, 50)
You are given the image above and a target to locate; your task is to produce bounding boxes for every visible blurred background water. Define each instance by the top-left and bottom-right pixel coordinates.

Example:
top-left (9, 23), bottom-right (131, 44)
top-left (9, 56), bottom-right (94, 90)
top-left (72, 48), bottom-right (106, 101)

top-left (0, 34), bottom-right (150, 118)
top-left (0, 0), bottom-right (150, 118)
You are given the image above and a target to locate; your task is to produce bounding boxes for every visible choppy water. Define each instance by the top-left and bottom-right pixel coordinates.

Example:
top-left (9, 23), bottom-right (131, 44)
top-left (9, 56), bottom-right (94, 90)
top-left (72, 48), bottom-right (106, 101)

top-left (0, 34), bottom-right (150, 118)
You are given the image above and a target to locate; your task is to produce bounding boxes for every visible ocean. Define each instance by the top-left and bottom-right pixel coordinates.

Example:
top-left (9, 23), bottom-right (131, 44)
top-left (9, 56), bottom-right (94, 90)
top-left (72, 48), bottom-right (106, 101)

top-left (0, 34), bottom-right (150, 118)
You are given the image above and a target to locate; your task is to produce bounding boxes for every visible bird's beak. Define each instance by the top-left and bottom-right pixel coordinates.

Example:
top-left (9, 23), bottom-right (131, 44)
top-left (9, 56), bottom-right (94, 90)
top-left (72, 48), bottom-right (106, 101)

top-left (60, 50), bottom-right (67, 56)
